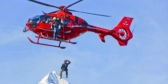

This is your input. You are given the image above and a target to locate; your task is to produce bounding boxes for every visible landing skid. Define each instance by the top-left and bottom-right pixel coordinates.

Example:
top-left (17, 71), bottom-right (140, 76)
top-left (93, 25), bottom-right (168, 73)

top-left (27, 37), bottom-right (66, 49)
top-left (27, 35), bottom-right (77, 49)
top-left (35, 36), bottom-right (77, 44)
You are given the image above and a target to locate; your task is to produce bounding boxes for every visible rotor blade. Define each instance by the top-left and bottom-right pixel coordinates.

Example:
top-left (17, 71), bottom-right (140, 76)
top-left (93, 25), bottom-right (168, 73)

top-left (28, 0), bottom-right (60, 9)
top-left (69, 9), bottom-right (111, 17)
top-left (66, 0), bottom-right (83, 9)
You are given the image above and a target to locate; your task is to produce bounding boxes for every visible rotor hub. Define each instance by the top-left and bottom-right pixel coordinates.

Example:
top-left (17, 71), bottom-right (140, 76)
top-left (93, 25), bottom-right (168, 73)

top-left (60, 6), bottom-right (66, 10)
top-left (119, 32), bottom-right (125, 36)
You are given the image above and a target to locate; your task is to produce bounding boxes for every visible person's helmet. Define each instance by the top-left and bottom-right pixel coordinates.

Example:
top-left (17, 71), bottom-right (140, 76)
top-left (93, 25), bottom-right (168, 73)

top-left (56, 18), bottom-right (60, 20)
top-left (64, 60), bottom-right (67, 63)
top-left (53, 17), bottom-right (56, 20)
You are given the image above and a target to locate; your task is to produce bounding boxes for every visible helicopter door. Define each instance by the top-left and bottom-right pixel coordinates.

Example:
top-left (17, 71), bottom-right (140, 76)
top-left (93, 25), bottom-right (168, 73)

top-left (39, 15), bottom-right (52, 30)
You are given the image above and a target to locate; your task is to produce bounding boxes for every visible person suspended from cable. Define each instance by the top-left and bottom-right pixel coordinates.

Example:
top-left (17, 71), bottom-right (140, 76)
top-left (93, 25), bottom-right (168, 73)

top-left (60, 59), bottom-right (71, 79)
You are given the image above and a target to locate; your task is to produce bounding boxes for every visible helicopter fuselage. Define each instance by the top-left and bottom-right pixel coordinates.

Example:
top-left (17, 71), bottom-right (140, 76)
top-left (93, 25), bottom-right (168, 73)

top-left (26, 10), bottom-right (111, 40)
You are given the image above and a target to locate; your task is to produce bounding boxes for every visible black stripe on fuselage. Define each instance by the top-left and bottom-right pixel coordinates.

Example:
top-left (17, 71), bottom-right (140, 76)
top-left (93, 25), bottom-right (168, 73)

top-left (75, 16), bottom-right (79, 24)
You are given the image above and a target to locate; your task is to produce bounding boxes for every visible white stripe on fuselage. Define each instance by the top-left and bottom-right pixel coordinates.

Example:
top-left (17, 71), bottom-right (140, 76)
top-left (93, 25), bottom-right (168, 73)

top-left (39, 25), bottom-right (99, 32)
top-left (69, 25), bottom-right (97, 29)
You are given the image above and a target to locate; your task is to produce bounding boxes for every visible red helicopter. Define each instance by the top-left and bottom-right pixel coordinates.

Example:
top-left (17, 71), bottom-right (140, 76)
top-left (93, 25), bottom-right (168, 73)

top-left (24, 0), bottom-right (134, 49)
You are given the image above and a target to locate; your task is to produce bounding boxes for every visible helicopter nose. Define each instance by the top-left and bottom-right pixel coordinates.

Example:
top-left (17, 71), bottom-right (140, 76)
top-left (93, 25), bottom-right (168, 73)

top-left (26, 19), bottom-right (38, 28)
top-left (26, 18), bottom-right (30, 23)
top-left (26, 19), bottom-right (30, 26)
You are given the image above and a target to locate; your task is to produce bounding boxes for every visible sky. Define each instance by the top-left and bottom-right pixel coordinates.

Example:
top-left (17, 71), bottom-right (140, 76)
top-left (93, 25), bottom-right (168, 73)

top-left (0, 0), bottom-right (168, 84)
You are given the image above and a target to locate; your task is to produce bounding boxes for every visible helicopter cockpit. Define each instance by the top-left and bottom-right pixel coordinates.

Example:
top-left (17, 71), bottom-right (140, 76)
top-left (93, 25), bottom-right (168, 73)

top-left (28, 15), bottom-right (45, 28)
top-left (28, 14), bottom-right (52, 28)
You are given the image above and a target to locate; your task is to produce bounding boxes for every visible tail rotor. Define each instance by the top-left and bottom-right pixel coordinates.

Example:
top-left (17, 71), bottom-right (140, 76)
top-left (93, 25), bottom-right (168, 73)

top-left (110, 16), bottom-right (134, 46)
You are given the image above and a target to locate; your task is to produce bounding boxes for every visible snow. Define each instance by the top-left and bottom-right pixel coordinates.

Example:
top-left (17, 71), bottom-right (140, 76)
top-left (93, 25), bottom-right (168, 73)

top-left (38, 71), bottom-right (69, 84)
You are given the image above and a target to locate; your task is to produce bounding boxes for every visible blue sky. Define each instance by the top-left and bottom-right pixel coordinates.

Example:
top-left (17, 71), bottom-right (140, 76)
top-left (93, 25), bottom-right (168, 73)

top-left (0, 0), bottom-right (168, 84)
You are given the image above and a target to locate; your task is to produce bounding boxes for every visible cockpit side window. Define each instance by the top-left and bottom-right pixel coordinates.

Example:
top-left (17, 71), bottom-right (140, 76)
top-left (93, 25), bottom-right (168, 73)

top-left (43, 16), bottom-right (51, 24)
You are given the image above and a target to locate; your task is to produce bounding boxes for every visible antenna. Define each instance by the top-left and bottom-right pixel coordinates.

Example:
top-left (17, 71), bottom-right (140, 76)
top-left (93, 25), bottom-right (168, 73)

top-left (132, 24), bottom-right (136, 34)
top-left (42, 11), bottom-right (47, 15)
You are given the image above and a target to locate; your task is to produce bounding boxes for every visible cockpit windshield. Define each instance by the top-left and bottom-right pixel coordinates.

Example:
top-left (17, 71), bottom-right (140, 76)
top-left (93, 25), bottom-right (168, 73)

top-left (30, 15), bottom-right (45, 23)
top-left (29, 15), bottom-right (45, 28)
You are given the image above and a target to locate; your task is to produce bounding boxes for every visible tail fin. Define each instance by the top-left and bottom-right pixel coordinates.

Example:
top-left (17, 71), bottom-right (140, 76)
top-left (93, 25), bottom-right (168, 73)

top-left (111, 16), bottom-right (134, 46)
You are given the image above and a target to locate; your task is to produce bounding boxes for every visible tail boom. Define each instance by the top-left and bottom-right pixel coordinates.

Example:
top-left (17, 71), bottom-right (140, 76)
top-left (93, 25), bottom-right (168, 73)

top-left (87, 16), bottom-right (134, 46)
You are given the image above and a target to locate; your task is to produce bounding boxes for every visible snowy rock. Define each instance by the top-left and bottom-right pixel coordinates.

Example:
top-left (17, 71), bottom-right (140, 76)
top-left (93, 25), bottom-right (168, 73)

top-left (38, 71), bottom-right (69, 84)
